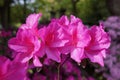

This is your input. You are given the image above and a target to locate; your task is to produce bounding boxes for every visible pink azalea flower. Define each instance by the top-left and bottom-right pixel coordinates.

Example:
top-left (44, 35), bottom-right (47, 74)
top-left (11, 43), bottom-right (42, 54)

top-left (0, 56), bottom-right (28, 80)
top-left (8, 13), bottom-right (43, 67)
top-left (52, 16), bottom-right (71, 54)
top-left (58, 15), bottom-right (91, 63)
top-left (38, 21), bottom-right (68, 62)
top-left (84, 24), bottom-right (111, 66)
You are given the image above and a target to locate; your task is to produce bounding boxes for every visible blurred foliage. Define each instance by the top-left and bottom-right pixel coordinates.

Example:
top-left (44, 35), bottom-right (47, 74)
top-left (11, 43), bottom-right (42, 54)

top-left (0, 0), bottom-right (4, 6)
top-left (0, 0), bottom-right (110, 27)
top-left (77, 0), bottom-right (110, 25)
top-left (29, 0), bottom-right (110, 25)
top-left (30, 0), bottom-right (72, 24)
top-left (10, 0), bottom-right (33, 27)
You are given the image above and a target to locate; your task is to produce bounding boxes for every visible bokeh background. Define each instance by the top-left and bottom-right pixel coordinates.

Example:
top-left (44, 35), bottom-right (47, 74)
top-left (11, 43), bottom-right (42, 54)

top-left (0, 0), bottom-right (120, 80)
top-left (0, 0), bottom-right (113, 28)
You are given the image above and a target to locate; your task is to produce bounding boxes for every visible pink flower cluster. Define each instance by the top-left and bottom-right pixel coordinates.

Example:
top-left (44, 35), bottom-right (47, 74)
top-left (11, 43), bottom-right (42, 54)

top-left (8, 13), bottom-right (110, 68)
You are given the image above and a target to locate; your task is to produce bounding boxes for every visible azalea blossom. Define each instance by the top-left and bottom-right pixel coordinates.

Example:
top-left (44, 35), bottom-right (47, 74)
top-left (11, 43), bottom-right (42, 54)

top-left (8, 13), bottom-right (110, 67)
top-left (38, 21), bottom-right (68, 62)
top-left (8, 13), bottom-right (43, 67)
top-left (56, 15), bottom-right (110, 66)
top-left (84, 24), bottom-right (111, 66)
top-left (57, 15), bottom-right (91, 63)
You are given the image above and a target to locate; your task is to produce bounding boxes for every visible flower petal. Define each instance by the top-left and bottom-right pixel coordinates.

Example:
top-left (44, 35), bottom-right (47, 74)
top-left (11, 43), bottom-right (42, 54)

top-left (46, 47), bottom-right (61, 62)
top-left (86, 52), bottom-right (104, 66)
top-left (71, 48), bottom-right (84, 63)
top-left (33, 56), bottom-right (42, 67)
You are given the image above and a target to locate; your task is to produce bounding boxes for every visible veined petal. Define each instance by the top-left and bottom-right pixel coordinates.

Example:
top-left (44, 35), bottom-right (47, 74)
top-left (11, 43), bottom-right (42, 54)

top-left (8, 38), bottom-right (27, 53)
top-left (14, 53), bottom-right (33, 63)
top-left (46, 47), bottom-right (61, 62)
top-left (33, 56), bottom-right (42, 67)
top-left (51, 40), bottom-right (69, 47)
top-left (77, 33), bottom-right (91, 47)
top-left (26, 13), bottom-right (42, 29)
top-left (71, 48), bottom-right (84, 63)
top-left (22, 55), bottom-right (33, 63)
top-left (86, 52), bottom-right (104, 66)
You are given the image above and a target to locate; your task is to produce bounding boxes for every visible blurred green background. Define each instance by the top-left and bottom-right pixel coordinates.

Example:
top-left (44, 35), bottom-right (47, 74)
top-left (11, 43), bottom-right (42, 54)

top-left (0, 0), bottom-right (120, 29)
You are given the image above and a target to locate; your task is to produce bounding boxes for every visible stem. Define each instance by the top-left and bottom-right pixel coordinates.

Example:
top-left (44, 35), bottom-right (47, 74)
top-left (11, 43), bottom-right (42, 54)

top-left (57, 64), bottom-right (60, 80)
top-left (57, 55), bottom-right (70, 80)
